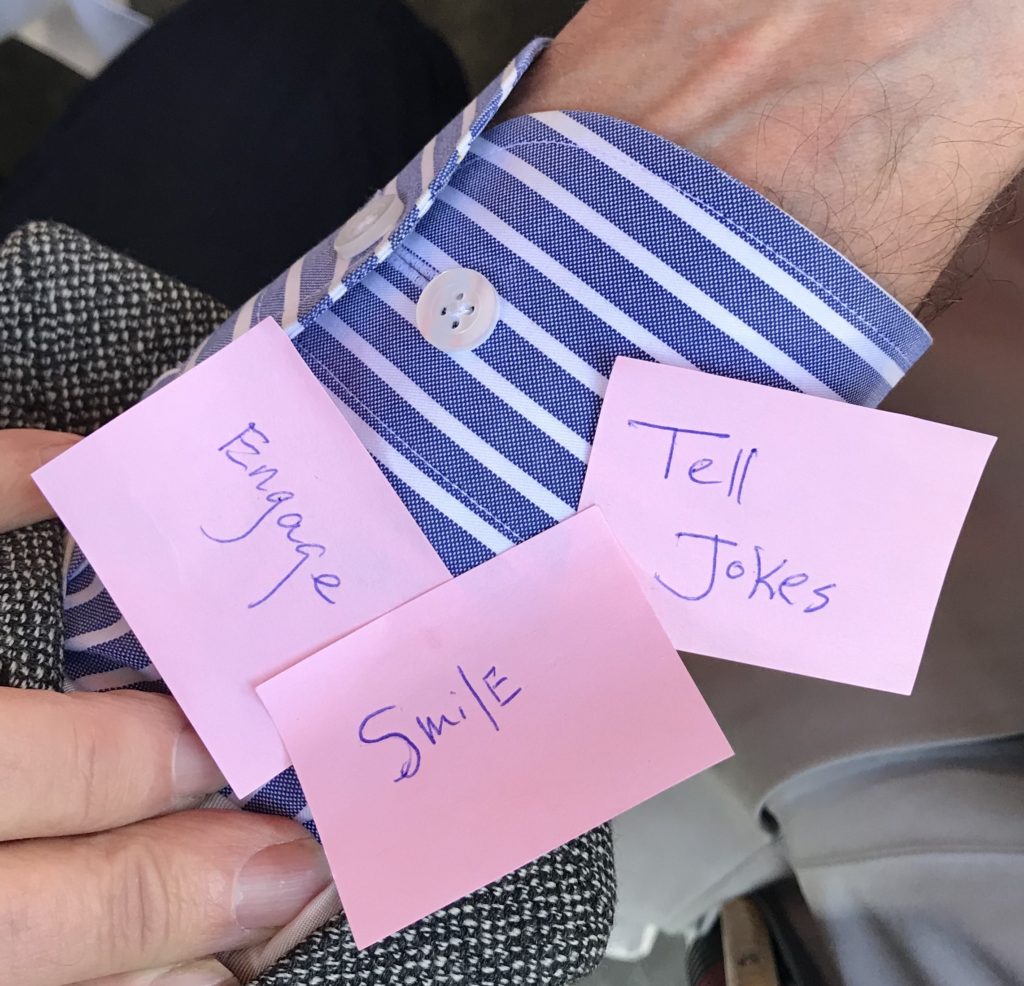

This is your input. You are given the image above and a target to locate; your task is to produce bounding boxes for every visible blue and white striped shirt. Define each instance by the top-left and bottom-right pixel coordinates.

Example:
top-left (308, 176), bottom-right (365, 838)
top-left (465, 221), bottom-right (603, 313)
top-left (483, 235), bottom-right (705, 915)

top-left (64, 40), bottom-right (930, 829)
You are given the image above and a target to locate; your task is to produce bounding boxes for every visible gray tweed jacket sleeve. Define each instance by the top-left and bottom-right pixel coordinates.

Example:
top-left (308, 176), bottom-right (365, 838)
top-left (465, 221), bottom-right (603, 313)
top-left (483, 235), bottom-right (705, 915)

top-left (0, 222), bottom-right (615, 986)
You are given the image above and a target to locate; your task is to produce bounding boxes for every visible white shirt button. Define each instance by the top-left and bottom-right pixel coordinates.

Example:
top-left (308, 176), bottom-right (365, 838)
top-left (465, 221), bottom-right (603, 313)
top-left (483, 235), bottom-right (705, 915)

top-left (334, 193), bottom-right (403, 259)
top-left (416, 268), bottom-right (499, 352)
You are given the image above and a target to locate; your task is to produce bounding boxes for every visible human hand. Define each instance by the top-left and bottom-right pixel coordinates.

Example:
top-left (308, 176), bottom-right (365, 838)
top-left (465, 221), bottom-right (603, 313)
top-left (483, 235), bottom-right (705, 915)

top-left (505, 0), bottom-right (1024, 311)
top-left (0, 431), bottom-right (334, 986)
top-left (0, 429), bottom-right (81, 533)
top-left (0, 688), bottom-right (332, 986)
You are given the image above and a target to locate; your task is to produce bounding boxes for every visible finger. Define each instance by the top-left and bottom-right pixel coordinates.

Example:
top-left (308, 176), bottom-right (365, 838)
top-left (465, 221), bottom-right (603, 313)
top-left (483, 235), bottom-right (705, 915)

top-left (1, 809), bottom-right (332, 986)
top-left (0, 688), bottom-right (225, 840)
top-left (75, 957), bottom-right (239, 986)
top-left (0, 428), bottom-right (81, 533)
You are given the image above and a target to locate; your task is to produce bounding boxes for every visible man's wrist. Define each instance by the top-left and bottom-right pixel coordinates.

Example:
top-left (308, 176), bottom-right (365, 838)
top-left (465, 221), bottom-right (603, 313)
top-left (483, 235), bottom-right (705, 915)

top-left (504, 0), bottom-right (1024, 311)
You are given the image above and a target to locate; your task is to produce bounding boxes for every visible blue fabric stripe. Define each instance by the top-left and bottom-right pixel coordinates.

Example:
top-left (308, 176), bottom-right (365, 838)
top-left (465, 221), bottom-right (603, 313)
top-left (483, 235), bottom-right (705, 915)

top-left (475, 320), bottom-right (601, 443)
top-left (244, 768), bottom-right (308, 818)
top-left (416, 201), bottom-right (645, 379)
top-left (253, 268), bottom-right (287, 326)
top-left (343, 267), bottom-right (587, 499)
top-left (477, 132), bottom-right (891, 405)
top-left (571, 111), bottom-right (929, 367)
top-left (65, 630), bottom-right (150, 673)
top-left (294, 324), bottom-right (551, 541)
top-left (374, 462), bottom-right (498, 576)
top-left (117, 680), bottom-right (172, 695)
top-left (65, 650), bottom-right (150, 679)
top-left (66, 561), bottom-right (95, 596)
top-left (449, 158), bottom-right (815, 391)
top-left (87, 633), bottom-right (149, 668)
top-left (64, 590), bottom-right (125, 639)
top-left (392, 242), bottom-right (604, 439)
top-left (426, 197), bottom-right (797, 392)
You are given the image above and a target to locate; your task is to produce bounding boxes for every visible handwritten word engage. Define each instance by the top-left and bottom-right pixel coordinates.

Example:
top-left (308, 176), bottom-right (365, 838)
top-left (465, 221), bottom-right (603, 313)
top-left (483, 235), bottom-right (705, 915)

top-left (358, 664), bottom-right (522, 783)
top-left (201, 423), bottom-right (342, 609)
top-left (630, 418), bottom-right (836, 615)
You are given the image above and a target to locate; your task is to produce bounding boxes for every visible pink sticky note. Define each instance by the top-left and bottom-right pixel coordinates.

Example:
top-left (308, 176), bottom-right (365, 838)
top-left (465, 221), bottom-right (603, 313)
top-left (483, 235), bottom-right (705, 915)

top-left (258, 508), bottom-right (731, 947)
top-left (34, 319), bottom-right (450, 795)
top-left (579, 357), bottom-right (996, 694)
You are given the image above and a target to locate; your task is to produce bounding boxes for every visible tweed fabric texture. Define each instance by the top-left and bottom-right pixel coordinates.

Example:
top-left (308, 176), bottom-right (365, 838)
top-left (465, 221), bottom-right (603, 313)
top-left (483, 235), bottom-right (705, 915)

top-left (0, 221), bottom-right (616, 985)
top-left (0, 220), bottom-right (227, 690)
top-left (0, 221), bottom-right (230, 434)
top-left (253, 825), bottom-right (615, 986)
top-left (0, 522), bottom-right (64, 691)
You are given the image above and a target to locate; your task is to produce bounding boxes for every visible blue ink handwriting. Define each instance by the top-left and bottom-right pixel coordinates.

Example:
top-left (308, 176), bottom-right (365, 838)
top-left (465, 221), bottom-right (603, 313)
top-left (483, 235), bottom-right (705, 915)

top-left (628, 419), bottom-right (758, 504)
top-left (655, 531), bottom-right (835, 614)
top-left (200, 422), bottom-right (341, 609)
top-left (357, 663), bottom-right (523, 783)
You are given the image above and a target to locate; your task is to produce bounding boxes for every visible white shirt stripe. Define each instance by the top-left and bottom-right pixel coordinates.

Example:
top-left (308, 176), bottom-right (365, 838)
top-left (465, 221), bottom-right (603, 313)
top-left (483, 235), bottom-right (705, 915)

top-left (442, 185), bottom-right (698, 371)
top-left (319, 387), bottom-right (516, 554)
top-left (471, 136), bottom-right (841, 401)
top-left (364, 274), bottom-right (592, 461)
top-left (233, 293), bottom-right (257, 340)
top-left (282, 258), bottom-right (304, 333)
top-left (316, 306), bottom-right (574, 519)
top-left (402, 231), bottom-right (608, 398)
top-left (72, 664), bottom-right (163, 692)
top-left (535, 111), bottom-right (907, 387)
top-left (64, 575), bottom-right (106, 610)
top-left (318, 306), bottom-right (574, 519)
top-left (66, 551), bottom-right (90, 583)
top-left (453, 97), bottom-right (479, 163)
top-left (420, 134), bottom-right (437, 198)
top-left (498, 60), bottom-right (519, 100)
top-left (65, 618), bottom-right (133, 652)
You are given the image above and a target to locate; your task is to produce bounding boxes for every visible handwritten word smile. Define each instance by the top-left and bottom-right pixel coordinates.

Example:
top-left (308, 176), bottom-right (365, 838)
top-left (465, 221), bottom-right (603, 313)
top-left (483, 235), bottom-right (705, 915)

top-left (358, 664), bottom-right (522, 783)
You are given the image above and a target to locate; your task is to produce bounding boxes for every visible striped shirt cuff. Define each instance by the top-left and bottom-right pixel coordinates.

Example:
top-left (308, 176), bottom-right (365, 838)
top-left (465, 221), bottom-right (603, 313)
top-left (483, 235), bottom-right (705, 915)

top-left (473, 108), bottom-right (930, 407)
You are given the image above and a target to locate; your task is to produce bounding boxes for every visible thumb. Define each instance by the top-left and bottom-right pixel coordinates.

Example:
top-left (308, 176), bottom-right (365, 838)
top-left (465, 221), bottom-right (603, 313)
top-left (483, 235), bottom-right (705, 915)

top-left (0, 429), bottom-right (82, 534)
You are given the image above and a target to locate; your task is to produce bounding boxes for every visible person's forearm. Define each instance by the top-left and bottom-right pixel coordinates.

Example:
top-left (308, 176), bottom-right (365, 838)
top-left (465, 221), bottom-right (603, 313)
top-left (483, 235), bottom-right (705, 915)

top-left (504, 0), bottom-right (1024, 311)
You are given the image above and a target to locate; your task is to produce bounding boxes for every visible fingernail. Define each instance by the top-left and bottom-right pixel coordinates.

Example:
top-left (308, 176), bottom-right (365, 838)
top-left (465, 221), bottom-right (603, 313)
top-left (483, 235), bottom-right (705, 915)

top-left (172, 727), bottom-right (225, 799)
top-left (151, 959), bottom-right (240, 986)
top-left (35, 437), bottom-right (80, 468)
top-left (235, 838), bottom-right (333, 930)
